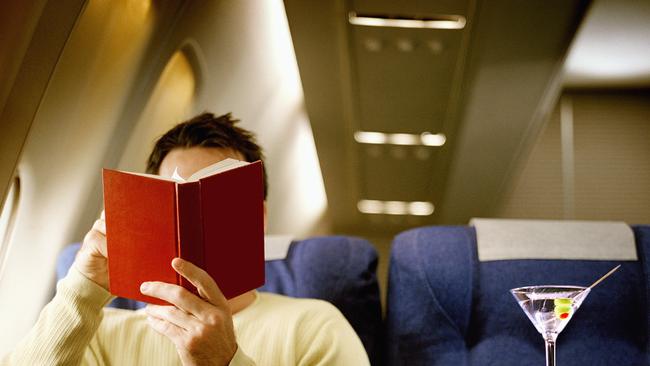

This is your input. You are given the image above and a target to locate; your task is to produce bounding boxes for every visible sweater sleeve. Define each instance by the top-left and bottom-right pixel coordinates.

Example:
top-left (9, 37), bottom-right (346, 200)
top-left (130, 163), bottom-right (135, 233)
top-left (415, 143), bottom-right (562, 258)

top-left (296, 303), bottom-right (370, 366)
top-left (1, 266), bottom-right (113, 365)
top-left (228, 346), bottom-right (256, 366)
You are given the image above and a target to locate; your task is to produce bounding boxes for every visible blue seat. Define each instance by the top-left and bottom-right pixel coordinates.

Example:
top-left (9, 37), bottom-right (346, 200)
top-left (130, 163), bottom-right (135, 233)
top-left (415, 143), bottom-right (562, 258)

top-left (385, 225), bottom-right (650, 366)
top-left (57, 236), bottom-right (382, 363)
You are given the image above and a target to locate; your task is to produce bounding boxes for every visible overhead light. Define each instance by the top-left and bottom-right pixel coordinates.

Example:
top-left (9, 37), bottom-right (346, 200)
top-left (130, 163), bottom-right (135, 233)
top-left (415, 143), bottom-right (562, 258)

top-left (408, 201), bottom-right (435, 216)
top-left (348, 12), bottom-right (466, 30)
top-left (357, 200), bottom-right (434, 216)
top-left (388, 133), bottom-right (419, 145)
top-left (384, 201), bottom-right (409, 215)
top-left (353, 131), bottom-right (387, 144)
top-left (420, 132), bottom-right (446, 146)
top-left (354, 131), bottom-right (446, 147)
top-left (357, 200), bottom-right (384, 214)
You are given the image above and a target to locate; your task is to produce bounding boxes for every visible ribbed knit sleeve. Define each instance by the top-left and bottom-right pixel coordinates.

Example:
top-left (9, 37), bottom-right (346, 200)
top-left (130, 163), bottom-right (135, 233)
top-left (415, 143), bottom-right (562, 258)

top-left (228, 347), bottom-right (256, 366)
top-left (294, 301), bottom-right (370, 366)
top-left (1, 266), bottom-right (112, 365)
top-left (232, 293), bottom-right (370, 366)
top-left (2, 285), bottom-right (368, 365)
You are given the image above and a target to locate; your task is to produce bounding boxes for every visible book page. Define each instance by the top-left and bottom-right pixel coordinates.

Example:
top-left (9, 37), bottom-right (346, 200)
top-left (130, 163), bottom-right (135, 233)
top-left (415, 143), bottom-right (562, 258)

top-left (127, 171), bottom-right (179, 182)
top-left (171, 167), bottom-right (186, 182)
top-left (112, 159), bottom-right (248, 183)
top-left (187, 158), bottom-right (249, 182)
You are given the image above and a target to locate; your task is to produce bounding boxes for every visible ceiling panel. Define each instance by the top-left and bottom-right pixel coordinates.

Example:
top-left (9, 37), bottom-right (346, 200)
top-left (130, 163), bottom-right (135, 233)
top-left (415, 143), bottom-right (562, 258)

top-left (350, 26), bottom-right (463, 133)
top-left (360, 145), bottom-right (439, 201)
top-left (283, 0), bottom-right (589, 233)
top-left (564, 0), bottom-right (650, 87)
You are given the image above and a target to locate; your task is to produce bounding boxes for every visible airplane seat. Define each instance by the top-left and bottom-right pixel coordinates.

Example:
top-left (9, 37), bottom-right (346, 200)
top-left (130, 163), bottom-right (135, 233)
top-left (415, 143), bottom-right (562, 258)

top-left (260, 236), bottom-right (383, 364)
top-left (56, 236), bottom-right (383, 363)
top-left (385, 223), bottom-right (650, 366)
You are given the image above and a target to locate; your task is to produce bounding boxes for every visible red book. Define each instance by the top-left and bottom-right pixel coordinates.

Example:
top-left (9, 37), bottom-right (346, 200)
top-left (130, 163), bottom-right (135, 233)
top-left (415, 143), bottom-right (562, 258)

top-left (102, 159), bottom-right (265, 304)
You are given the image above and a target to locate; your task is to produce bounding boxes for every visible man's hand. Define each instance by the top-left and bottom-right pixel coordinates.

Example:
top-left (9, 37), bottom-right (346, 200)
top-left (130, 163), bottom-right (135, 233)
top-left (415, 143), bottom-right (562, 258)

top-left (74, 212), bottom-right (109, 289)
top-left (141, 258), bottom-right (238, 366)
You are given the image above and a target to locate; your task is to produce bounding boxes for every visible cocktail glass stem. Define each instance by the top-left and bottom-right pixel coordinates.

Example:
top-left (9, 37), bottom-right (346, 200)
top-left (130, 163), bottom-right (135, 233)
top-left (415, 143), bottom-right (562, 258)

top-left (545, 339), bottom-right (555, 366)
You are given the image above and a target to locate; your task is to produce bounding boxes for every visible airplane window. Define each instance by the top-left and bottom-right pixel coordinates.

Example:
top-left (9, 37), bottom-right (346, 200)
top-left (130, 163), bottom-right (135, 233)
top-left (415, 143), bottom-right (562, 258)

top-left (0, 176), bottom-right (20, 279)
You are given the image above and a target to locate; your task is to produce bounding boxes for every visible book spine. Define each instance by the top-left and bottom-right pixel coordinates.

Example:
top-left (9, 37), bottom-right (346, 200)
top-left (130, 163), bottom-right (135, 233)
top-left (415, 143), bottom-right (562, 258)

top-left (176, 182), bottom-right (204, 297)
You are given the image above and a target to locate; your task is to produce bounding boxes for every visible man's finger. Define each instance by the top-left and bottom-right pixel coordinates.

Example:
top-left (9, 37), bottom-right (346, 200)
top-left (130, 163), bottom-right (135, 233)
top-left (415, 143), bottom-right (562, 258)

top-left (140, 281), bottom-right (208, 316)
top-left (145, 304), bottom-right (199, 331)
top-left (82, 227), bottom-right (107, 258)
top-left (171, 258), bottom-right (227, 308)
top-left (92, 219), bottom-right (106, 235)
top-left (146, 314), bottom-right (184, 341)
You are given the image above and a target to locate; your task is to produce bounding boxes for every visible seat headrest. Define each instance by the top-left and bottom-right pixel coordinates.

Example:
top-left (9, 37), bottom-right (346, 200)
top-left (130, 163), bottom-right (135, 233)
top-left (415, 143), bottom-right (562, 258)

top-left (264, 235), bottom-right (293, 260)
top-left (470, 218), bottom-right (637, 261)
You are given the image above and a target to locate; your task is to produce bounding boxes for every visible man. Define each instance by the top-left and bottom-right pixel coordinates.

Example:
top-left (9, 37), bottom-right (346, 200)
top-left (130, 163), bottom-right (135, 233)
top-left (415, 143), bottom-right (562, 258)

top-left (3, 113), bottom-right (370, 365)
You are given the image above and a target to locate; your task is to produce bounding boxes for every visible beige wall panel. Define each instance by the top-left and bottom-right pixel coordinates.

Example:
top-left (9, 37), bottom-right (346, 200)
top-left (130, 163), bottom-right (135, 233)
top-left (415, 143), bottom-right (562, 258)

top-left (1, 0), bottom-right (331, 354)
top-left (118, 51), bottom-right (196, 173)
top-left (495, 106), bottom-right (564, 219)
top-left (0, 0), bottom-right (157, 353)
top-left (158, 0), bottom-right (329, 237)
top-left (572, 92), bottom-right (650, 224)
top-left (0, 0), bottom-right (82, 214)
top-left (495, 90), bottom-right (650, 224)
top-left (0, 0), bottom-right (46, 113)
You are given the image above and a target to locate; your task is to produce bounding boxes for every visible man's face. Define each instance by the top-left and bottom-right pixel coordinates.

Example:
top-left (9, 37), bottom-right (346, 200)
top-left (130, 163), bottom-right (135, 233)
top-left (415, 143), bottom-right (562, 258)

top-left (159, 146), bottom-right (244, 180)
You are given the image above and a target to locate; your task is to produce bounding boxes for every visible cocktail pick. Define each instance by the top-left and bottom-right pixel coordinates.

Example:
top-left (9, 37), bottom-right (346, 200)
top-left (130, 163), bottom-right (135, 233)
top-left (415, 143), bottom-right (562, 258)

top-left (587, 264), bottom-right (621, 289)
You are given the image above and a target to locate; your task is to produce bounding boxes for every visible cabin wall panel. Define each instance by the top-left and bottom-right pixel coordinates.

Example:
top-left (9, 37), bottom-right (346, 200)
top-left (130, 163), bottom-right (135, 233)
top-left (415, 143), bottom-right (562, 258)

top-left (495, 90), bottom-right (650, 225)
top-left (572, 92), bottom-right (650, 223)
top-left (151, 0), bottom-right (330, 237)
top-left (2, 0), bottom-right (335, 354)
top-left (0, 0), bottom-right (159, 353)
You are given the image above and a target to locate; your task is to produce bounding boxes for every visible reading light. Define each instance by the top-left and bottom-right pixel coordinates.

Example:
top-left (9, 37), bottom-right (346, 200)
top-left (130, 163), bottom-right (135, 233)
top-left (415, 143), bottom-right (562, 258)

top-left (358, 200), bottom-right (435, 216)
top-left (427, 40), bottom-right (444, 54)
top-left (348, 12), bottom-right (466, 30)
top-left (364, 38), bottom-right (383, 52)
top-left (354, 131), bottom-right (446, 147)
top-left (395, 39), bottom-right (415, 52)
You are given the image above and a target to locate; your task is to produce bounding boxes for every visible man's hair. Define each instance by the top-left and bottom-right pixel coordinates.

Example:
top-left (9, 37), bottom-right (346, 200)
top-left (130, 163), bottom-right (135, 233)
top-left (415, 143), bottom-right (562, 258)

top-left (146, 112), bottom-right (268, 199)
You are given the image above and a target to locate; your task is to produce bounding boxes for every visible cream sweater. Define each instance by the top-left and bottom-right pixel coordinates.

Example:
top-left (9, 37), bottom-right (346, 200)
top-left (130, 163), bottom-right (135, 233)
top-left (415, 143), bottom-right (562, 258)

top-left (2, 268), bottom-right (370, 365)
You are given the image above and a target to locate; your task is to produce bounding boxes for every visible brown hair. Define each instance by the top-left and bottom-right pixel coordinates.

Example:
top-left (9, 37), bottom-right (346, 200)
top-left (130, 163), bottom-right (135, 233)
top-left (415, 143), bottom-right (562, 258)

top-left (146, 112), bottom-right (268, 199)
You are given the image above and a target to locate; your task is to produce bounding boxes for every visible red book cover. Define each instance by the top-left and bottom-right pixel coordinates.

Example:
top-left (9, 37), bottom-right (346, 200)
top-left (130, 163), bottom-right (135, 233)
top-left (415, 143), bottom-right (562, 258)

top-left (102, 160), bottom-right (265, 305)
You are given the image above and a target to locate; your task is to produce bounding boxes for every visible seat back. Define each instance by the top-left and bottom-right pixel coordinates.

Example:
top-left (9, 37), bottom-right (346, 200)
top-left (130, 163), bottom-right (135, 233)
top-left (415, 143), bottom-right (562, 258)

top-left (57, 236), bottom-right (382, 363)
top-left (386, 225), bottom-right (650, 366)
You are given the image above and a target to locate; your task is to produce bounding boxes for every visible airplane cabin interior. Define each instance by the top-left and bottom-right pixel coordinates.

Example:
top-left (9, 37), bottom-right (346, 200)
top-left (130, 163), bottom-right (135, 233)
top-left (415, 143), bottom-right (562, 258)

top-left (1, 0), bottom-right (649, 364)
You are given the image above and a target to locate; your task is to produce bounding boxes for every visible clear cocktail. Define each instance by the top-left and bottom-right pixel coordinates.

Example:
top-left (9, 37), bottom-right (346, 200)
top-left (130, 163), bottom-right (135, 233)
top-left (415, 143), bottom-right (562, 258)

top-left (510, 286), bottom-right (589, 366)
top-left (510, 265), bottom-right (620, 366)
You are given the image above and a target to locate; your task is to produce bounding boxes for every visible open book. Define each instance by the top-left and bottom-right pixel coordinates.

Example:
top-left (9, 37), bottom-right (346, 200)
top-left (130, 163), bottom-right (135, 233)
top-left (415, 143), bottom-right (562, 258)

top-left (102, 159), bottom-right (265, 304)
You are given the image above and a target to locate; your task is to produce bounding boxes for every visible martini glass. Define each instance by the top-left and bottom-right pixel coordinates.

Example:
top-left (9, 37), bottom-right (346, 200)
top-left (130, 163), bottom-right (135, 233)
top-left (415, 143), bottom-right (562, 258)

top-left (510, 286), bottom-right (589, 366)
top-left (509, 265), bottom-right (620, 366)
